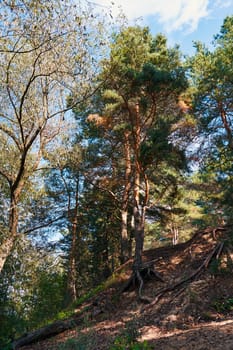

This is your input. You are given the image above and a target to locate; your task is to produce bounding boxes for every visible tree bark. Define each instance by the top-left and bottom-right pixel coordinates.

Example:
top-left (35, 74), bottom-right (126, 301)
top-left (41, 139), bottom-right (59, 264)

top-left (66, 176), bottom-right (79, 304)
top-left (0, 236), bottom-right (15, 273)
top-left (120, 130), bottom-right (132, 263)
top-left (120, 210), bottom-right (129, 263)
top-left (0, 126), bottom-right (42, 274)
top-left (0, 190), bottom-right (20, 274)
top-left (132, 102), bottom-right (146, 272)
top-left (133, 209), bottom-right (146, 272)
top-left (133, 170), bottom-right (145, 271)
top-left (219, 101), bottom-right (233, 150)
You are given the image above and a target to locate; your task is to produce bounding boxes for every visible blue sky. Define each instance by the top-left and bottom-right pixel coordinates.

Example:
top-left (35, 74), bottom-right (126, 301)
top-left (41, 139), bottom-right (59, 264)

top-left (96, 0), bottom-right (233, 55)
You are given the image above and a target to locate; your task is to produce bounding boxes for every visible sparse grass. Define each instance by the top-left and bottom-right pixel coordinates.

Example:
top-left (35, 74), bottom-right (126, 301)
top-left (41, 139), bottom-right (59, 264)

top-left (201, 311), bottom-right (215, 321)
top-left (209, 256), bottom-right (233, 276)
top-left (109, 317), bottom-right (153, 350)
top-left (58, 329), bottom-right (99, 350)
top-left (35, 272), bottom-right (126, 341)
top-left (110, 337), bottom-right (152, 350)
top-left (187, 288), bottom-right (199, 303)
top-left (72, 272), bottom-right (124, 309)
top-left (53, 274), bottom-right (123, 323)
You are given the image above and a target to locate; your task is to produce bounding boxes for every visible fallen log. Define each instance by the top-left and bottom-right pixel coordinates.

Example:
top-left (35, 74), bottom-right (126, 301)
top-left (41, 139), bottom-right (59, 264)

top-left (12, 318), bottom-right (81, 349)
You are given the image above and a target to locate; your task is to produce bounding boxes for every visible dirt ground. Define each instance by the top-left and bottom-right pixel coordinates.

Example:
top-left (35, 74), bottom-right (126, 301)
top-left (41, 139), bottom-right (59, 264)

top-left (19, 227), bottom-right (233, 350)
top-left (141, 320), bottom-right (233, 349)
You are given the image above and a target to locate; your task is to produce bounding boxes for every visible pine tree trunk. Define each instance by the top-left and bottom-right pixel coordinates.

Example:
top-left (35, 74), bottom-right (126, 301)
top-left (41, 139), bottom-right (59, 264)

top-left (132, 168), bottom-right (145, 272)
top-left (133, 208), bottom-right (145, 272)
top-left (66, 177), bottom-right (79, 303)
top-left (132, 102), bottom-right (145, 272)
top-left (120, 210), bottom-right (129, 263)
top-left (120, 130), bottom-right (131, 263)
top-left (67, 219), bottom-right (78, 303)
top-left (219, 102), bottom-right (233, 150)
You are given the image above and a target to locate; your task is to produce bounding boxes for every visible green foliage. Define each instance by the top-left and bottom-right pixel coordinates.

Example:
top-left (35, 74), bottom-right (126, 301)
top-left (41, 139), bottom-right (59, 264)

top-left (109, 26), bottom-right (151, 72)
top-left (209, 254), bottom-right (233, 276)
top-left (0, 237), bottom-right (66, 348)
top-left (188, 16), bottom-right (233, 224)
top-left (58, 330), bottom-right (98, 350)
top-left (27, 271), bottom-right (66, 328)
top-left (88, 24), bottom-right (190, 265)
top-left (0, 1), bottom-right (113, 344)
top-left (0, 307), bottom-right (26, 350)
top-left (139, 117), bottom-right (186, 171)
top-left (71, 273), bottom-right (122, 309)
top-left (110, 338), bottom-right (152, 350)
top-left (209, 258), bottom-right (221, 275)
top-left (212, 298), bottom-right (233, 313)
top-left (74, 284), bottom-right (105, 307)
top-left (110, 318), bottom-right (153, 350)
top-left (48, 273), bottom-right (125, 329)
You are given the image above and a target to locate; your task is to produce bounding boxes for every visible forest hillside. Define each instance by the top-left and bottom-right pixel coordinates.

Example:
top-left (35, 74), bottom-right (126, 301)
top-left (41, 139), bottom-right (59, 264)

top-left (13, 225), bottom-right (233, 349)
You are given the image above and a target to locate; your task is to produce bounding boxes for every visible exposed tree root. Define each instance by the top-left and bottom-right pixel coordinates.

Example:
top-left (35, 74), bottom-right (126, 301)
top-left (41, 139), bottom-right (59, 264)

top-left (142, 241), bottom-right (225, 312)
top-left (121, 262), bottom-right (165, 303)
top-left (121, 226), bottom-right (229, 304)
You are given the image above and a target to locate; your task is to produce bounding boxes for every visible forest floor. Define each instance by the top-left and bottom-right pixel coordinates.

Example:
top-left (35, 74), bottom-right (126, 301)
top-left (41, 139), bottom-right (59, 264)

top-left (16, 226), bottom-right (233, 349)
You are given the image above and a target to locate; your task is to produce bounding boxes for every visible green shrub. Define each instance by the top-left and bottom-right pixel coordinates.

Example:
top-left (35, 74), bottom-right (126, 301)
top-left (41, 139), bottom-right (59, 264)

top-left (110, 318), bottom-right (152, 350)
top-left (213, 298), bottom-right (233, 312)
top-left (58, 330), bottom-right (98, 350)
top-left (110, 337), bottom-right (152, 350)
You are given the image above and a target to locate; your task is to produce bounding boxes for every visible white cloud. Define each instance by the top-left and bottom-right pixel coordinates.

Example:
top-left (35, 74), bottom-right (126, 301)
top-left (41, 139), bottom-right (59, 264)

top-left (95, 0), bottom-right (211, 32)
top-left (214, 0), bottom-right (233, 8)
top-left (166, 0), bottom-right (209, 32)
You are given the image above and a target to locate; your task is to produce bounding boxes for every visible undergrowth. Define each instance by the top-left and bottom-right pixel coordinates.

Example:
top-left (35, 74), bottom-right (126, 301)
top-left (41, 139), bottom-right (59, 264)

top-left (110, 318), bottom-right (152, 350)
top-left (110, 338), bottom-right (152, 350)
top-left (57, 315), bottom-right (153, 350)
top-left (213, 298), bottom-right (233, 313)
top-left (58, 330), bottom-right (98, 350)
top-left (55, 273), bottom-right (123, 323)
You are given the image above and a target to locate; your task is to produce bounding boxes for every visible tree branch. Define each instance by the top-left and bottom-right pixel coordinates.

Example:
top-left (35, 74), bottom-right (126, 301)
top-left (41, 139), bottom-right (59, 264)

top-left (23, 214), bottom-right (67, 235)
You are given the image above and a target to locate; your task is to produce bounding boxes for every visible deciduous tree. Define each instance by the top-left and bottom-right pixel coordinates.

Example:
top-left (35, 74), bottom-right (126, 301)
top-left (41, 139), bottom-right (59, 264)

top-left (0, 0), bottom-right (109, 273)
